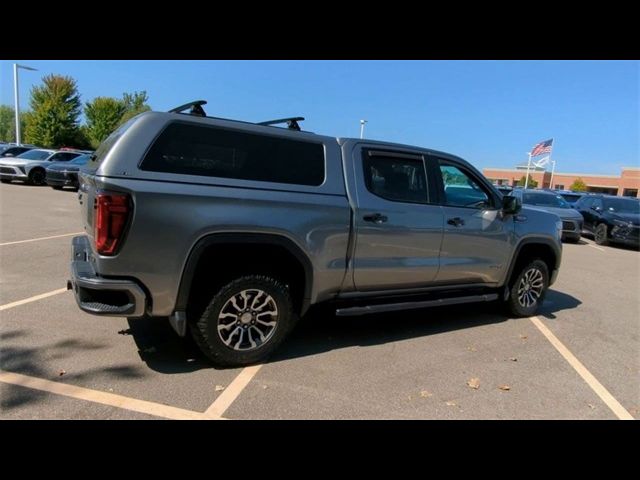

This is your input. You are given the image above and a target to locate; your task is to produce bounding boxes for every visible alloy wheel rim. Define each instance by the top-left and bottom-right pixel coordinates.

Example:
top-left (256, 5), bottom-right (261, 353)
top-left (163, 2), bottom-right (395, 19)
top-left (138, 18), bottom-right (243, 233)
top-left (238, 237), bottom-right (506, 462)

top-left (517, 268), bottom-right (544, 308)
top-left (217, 289), bottom-right (278, 351)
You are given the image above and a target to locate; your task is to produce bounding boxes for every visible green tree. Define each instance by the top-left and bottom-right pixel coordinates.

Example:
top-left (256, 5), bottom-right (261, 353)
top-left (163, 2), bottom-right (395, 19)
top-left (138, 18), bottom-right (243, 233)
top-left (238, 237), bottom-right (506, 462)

top-left (570, 178), bottom-right (588, 192)
top-left (23, 74), bottom-right (82, 148)
top-left (0, 105), bottom-right (28, 143)
top-left (118, 91), bottom-right (151, 126)
top-left (84, 97), bottom-right (126, 148)
top-left (517, 175), bottom-right (538, 188)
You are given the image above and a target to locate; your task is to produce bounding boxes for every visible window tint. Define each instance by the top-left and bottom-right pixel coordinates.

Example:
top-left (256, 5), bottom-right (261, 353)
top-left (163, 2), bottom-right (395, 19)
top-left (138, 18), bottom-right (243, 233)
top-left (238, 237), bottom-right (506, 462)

top-left (592, 198), bottom-right (603, 210)
top-left (141, 122), bottom-right (325, 186)
top-left (363, 153), bottom-right (428, 204)
top-left (578, 197), bottom-right (592, 209)
top-left (50, 152), bottom-right (79, 162)
top-left (439, 164), bottom-right (491, 208)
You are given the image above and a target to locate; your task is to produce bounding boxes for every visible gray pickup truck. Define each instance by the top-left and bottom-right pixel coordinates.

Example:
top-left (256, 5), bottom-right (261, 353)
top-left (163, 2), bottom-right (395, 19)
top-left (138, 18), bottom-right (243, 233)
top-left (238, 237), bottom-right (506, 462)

top-left (69, 101), bottom-right (562, 367)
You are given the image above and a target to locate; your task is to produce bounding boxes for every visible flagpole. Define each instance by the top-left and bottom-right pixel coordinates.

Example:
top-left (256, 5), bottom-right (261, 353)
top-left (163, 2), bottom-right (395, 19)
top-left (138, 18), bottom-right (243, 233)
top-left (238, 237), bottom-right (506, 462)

top-left (547, 138), bottom-right (555, 189)
top-left (524, 152), bottom-right (532, 189)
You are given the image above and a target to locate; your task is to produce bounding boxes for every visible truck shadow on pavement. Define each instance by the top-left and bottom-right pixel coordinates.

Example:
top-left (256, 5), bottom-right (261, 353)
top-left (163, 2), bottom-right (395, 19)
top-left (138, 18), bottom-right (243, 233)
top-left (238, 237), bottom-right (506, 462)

top-left (123, 289), bottom-right (581, 372)
top-left (0, 331), bottom-right (145, 410)
top-left (272, 289), bottom-right (582, 364)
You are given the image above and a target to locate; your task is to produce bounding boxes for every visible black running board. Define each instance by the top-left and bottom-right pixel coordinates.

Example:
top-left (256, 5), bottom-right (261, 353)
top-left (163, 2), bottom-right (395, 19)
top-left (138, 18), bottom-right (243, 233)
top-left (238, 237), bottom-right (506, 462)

top-left (335, 293), bottom-right (499, 317)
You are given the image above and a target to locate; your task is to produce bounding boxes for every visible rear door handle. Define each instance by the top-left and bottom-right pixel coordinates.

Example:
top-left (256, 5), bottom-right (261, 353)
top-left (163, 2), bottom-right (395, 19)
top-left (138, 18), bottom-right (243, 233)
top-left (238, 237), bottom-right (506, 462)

top-left (363, 213), bottom-right (388, 224)
top-left (447, 217), bottom-right (465, 227)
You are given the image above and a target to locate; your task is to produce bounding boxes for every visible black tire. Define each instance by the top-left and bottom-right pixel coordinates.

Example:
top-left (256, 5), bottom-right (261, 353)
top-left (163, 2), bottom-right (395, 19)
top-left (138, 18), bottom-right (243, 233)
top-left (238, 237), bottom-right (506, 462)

top-left (594, 223), bottom-right (609, 246)
top-left (190, 274), bottom-right (297, 367)
top-left (505, 258), bottom-right (549, 317)
top-left (1, 179), bottom-right (11, 184)
top-left (27, 168), bottom-right (46, 186)
top-left (52, 186), bottom-right (63, 190)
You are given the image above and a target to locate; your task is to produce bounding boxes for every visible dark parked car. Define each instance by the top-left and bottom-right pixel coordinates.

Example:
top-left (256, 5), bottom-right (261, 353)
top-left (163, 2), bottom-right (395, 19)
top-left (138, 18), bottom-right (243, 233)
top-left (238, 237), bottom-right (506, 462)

top-left (575, 194), bottom-right (640, 246)
top-left (511, 189), bottom-right (583, 242)
top-left (0, 146), bottom-right (35, 158)
top-left (46, 153), bottom-right (90, 190)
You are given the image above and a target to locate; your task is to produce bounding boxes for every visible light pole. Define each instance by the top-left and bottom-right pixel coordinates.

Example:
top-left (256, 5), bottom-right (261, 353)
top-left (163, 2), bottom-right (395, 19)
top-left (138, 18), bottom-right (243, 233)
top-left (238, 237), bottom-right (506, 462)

top-left (360, 119), bottom-right (368, 139)
top-left (13, 63), bottom-right (38, 146)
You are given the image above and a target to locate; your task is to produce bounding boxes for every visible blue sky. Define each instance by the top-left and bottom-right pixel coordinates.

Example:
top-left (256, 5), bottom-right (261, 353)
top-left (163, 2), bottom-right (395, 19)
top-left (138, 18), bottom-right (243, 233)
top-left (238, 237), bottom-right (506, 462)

top-left (1, 60), bottom-right (637, 174)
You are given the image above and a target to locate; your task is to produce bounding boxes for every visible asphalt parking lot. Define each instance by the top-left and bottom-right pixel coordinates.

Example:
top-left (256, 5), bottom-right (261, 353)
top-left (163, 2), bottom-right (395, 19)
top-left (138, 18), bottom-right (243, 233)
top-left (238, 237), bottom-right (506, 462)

top-left (1, 182), bottom-right (638, 420)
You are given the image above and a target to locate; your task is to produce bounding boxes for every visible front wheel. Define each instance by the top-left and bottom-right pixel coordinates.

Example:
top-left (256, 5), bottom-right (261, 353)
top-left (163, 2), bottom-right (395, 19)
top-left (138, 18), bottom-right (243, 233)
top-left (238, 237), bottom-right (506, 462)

top-left (190, 275), bottom-right (297, 367)
top-left (594, 223), bottom-right (609, 246)
top-left (506, 259), bottom-right (549, 317)
top-left (27, 168), bottom-right (46, 186)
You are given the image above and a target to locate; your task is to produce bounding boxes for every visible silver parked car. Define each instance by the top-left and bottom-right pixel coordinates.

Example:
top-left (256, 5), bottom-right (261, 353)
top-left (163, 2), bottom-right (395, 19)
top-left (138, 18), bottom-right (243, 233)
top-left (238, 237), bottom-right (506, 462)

top-left (510, 189), bottom-right (583, 242)
top-left (0, 149), bottom-right (83, 185)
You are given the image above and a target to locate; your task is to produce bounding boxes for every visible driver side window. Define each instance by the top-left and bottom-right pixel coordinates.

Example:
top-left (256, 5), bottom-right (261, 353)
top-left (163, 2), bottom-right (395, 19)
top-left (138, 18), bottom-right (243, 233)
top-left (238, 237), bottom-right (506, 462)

top-left (439, 163), bottom-right (492, 209)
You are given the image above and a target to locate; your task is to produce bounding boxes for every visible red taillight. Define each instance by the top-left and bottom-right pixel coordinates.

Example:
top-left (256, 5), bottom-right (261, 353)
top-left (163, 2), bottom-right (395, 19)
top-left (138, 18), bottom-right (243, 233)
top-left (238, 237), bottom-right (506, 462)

top-left (95, 192), bottom-right (130, 255)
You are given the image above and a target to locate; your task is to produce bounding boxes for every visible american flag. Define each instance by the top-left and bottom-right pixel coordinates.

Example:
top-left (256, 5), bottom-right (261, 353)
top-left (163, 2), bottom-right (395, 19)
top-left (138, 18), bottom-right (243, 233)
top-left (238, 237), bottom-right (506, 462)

top-left (530, 139), bottom-right (553, 157)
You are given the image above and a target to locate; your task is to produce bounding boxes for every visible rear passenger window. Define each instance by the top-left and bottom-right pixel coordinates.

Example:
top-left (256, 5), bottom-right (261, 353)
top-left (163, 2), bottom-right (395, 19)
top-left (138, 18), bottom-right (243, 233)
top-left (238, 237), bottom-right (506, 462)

top-left (140, 122), bottom-right (325, 186)
top-left (363, 153), bottom-right (429, 204)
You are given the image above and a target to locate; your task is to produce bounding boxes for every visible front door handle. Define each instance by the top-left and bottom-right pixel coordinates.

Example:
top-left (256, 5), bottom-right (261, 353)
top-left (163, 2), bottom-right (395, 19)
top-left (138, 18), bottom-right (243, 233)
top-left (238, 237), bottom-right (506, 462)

top-left (447, 217), bottom-right (465, 227)
top-left (363, 213), bottom-right (388, 224)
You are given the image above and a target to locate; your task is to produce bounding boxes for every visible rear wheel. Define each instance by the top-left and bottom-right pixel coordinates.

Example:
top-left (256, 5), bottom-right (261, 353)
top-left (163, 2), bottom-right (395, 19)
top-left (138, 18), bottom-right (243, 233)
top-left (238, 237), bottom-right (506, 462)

top-left (506, 259), bottom-right (549, 317)
top-left (594, 223), bottom-right (609, 246)
top-left (27, 168), bottom-right (46, 186)
top-left (190, 274), bottom-right (297, 367)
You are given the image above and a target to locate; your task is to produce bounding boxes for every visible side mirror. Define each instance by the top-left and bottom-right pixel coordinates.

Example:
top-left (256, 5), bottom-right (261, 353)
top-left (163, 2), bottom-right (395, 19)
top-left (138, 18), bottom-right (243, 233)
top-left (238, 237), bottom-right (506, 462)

top-left (502, 195), bottom-right (521, 214)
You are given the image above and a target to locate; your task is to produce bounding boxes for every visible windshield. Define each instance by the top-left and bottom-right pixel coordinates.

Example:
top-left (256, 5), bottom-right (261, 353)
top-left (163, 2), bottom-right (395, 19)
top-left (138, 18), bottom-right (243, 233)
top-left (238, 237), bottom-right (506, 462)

top-left (603, 197), bottom-right (640, 214)
top-left (559, 193), bottom-right (582, 203)
top-left (522, 192), bottom-right (570, 208)
top-left (16, 149), bottom-right (52, 160)
top-left (69, 154), bottom-right (90, 165)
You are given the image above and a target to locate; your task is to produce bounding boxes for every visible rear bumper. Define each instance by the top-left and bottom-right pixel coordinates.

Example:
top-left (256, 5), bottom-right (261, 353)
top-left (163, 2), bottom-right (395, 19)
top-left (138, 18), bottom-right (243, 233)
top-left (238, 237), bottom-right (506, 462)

top-left (69, 235), bottom-right (147, 317)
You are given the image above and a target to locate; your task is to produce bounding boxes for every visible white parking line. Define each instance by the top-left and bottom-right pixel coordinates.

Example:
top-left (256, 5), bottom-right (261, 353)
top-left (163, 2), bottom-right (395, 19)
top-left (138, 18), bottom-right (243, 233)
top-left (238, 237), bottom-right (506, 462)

top-left (0, 288), bottom-right (68, 311)
top-left (0, 370), bottom-right (221, 420)
top-left (0, 232), bottom-right (84, 247)
top-left (204, 365), bottom-right (263, 417)
top-left (529, 316), bottom-right (634, 420)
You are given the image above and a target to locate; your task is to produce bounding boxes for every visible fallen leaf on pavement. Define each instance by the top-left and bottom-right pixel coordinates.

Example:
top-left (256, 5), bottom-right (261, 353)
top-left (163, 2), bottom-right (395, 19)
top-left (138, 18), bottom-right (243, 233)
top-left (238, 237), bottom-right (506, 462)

top-left (587, 403), bottom-right (596, 410)
top-left (420, 390), bottom-right (433, 398)
top-left (509, 357), bottom-right (518, 362)
top-left (445, 400), bottom-right (457, 406)
top-left (498, 385), bottom-right (511, 391)
top-left (118, 329), bottom-right (131, 335)
top-left (467, 346), bottom-right (477, 352)
top-left (519, 334), bottom-right (528, 340)
top-left (214, 385), bottom-right (225, 392)
top-left (262, 385), bottom-right (268, 390)
top-left (58, 370), bottom-right (66, 376)
top-left (467, 378), bottom-right (480, 390)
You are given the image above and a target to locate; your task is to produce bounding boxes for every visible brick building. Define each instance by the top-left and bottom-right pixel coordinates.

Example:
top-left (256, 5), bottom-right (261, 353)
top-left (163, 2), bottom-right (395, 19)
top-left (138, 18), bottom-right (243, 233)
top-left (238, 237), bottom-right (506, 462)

top-left (483, 165), bottom-right (639, 198)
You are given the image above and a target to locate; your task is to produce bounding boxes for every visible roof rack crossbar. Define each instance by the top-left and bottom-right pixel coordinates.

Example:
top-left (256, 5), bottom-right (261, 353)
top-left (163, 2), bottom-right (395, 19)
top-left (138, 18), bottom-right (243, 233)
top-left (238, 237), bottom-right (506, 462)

top-left (257, 116), bottom-right (305, 131)
top-left (169, 100), bottom-right (207, 117)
